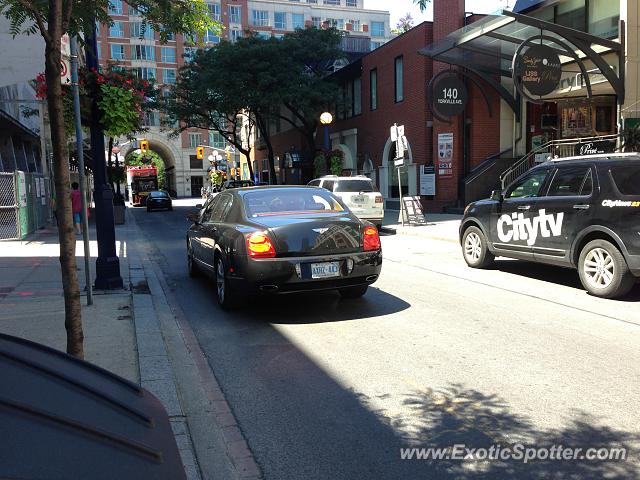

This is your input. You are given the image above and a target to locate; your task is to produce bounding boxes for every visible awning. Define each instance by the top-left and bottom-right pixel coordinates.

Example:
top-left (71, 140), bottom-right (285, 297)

top-left (419, 10), bottom-right (625, 119)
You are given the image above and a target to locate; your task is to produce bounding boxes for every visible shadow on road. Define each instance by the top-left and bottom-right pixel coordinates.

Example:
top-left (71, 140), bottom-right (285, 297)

top-left (493, 259), bottom-right (640, 301)
top-left (132, 205), bottom-right (640, 480)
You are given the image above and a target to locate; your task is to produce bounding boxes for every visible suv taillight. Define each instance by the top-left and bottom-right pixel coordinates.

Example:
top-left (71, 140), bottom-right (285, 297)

top-left (375, 195), bottom-right (383, 204)
top-left (246, 232), bottom-right (276, 258)
top-left (363, 226), bottom-right (381, 251)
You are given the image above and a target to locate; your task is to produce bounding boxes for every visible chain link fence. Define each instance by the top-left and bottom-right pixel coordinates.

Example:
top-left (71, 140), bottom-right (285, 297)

top-left (0, 173), bottom-right (18, 240)
top-left (0, 171), bottom-right (51, 240)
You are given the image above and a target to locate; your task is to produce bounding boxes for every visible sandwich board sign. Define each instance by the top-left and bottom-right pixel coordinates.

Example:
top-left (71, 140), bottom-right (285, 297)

top-left (401, 196), bottom-right (427, 226)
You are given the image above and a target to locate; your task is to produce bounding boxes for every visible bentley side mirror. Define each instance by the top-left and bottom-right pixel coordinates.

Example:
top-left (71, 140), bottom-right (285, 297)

top-left (186, 212), bottom-right (200, 224)
top-left (490, 190), bottom-right (503, 202)
top-left (195, 203), bottom-right (203, 209)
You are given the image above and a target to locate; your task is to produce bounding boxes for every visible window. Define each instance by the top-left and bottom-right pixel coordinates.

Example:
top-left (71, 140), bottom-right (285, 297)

top-left (610, 166), bottom-right (640, 195)
top-left (183, 47), bottom-right (197, 61)
top-left (228, 5), bottom-right (241, 24)
top-left (110, 44), bottom-right (125, 60)
top-left (130, 22), bottom-right (155, 39)
top-left (547, 167), bottom-right (592, 196)
top-left (207, 3), bottom-right (221, 21)
top-left (210, 131), bottom-right (226, 149)
top-left (506, 170), bottom-right (549, 199)
top-left (370, 69), bottom-right (377, 110)
top-left (325, 18), bottom-right (343, 29)
top-left (334, 179), bottom-right (374, 192)
top-left (204, 29), bottom-right (220, 43)
top-left (274, 12), bottom-right (287, 29)
top-left (256, 31), bottom-right (271, 40)
top-left (188, 133), bottom-right (202, 148)
top-left (556, 0), bottom-right (586, 31)
top-left (252, 10), bottom-right (269, 27)
top-left (321, 180), bottom-right (335, 191)
top-left (312, 17), bottom-right (322, 28)
top-left (108, 0), bottom-right (123, 15)
top-left (209, 195), bottom-right (232, 222)
top-left (394, 56), bottom-right (403, 103)
top-left (144, 111), bottom-right (160, 127)
top-left (132, 45), bottom-right (155, 60)
top-left (371, 41), bottom-right (383, 50)
top-left (190, 155), bottom-right (203, 169)
top-left (161, 47), bottom-right (176, 63)
top-left (349, 19), bottom-right (361, 31)
top-left (244, 190), bottom-right (344, 217)
top-left (128, 5), bottom-right (141, 16)
top-left (589, 2), bottom-right (619, 38)
top-left (134, 67), bottom-right (156, 80)
top-left (162, 68), bottom-right (176, 84)
top-left (109, 22), bottom-right (124, 37)
top-left (346, 0), bottom-right (357, 6)
top-left (164, 31), bottom-right (175, 41)
top-left (353, 77), bottom-right (361, 116)
top-left (230, 29), bottom-right (242, 42)
top-left (371, 21), bottom-right (385, 37)
top-left (292, 13), bottom-right (305, 29)
top-left (324, 0), bottom-right (340, 4)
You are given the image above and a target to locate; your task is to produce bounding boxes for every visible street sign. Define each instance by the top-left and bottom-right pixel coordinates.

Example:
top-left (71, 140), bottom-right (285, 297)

top-left (394, 157), bottom-right (405, 167)
top-left (390, 124), bottom-right (404, 142)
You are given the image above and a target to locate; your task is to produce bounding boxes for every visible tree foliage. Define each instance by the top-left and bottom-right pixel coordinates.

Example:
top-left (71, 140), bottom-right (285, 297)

top-left (166, 27), bottom-right (345, 184)
top-left (0, 0), bottom-right (214, 358)
top-left (392, 13), bottom-right (415, 34)
top-left (413, 0), bottom-right (432, 13)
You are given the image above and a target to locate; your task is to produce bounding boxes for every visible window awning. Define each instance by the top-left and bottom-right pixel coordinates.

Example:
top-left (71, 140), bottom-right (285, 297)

top-left (419, 10), bottom-right (625, 119)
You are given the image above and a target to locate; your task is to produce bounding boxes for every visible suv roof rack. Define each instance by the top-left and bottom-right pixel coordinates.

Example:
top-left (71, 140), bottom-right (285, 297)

top-left (553, 152), bottom-right (639, 162)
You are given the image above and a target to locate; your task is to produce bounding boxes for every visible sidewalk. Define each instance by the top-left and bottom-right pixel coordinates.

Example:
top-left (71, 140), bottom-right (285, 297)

top-left (382, 209), bottom-right (462, 243)
top-left (0, 211), bottom-right (258, 480)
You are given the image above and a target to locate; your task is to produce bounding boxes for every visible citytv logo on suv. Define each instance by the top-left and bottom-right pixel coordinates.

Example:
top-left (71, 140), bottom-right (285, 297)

top-left (497, 209), bottom-right (564, 246)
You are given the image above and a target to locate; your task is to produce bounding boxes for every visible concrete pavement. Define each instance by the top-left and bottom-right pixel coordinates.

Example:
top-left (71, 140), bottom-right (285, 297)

top-left (0, 210), bottom-right (259, 480)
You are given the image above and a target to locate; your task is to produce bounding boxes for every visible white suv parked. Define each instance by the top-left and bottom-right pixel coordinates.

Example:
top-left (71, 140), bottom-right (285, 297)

top-left (308, 175), bottom-right (384, 228)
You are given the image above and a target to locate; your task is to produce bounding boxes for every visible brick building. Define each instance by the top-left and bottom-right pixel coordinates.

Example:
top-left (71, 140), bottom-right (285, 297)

top-left (97, 0), bottom-right (391, 197)
top-left (262, 0), bottom-right (631, 212)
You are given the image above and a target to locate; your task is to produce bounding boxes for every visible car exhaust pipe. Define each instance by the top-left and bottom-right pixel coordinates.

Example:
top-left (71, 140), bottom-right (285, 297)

top-left (259, 285), bottom-right (279, 293)
top-left (366, 275), bottom-right (378, 282)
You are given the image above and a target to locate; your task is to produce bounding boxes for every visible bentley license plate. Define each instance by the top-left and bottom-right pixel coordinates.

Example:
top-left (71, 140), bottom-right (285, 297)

top-left (311, 262), bottom-right (340, 279)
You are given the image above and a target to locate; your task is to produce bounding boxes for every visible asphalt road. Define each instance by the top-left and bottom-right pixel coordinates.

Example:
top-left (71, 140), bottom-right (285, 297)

top-left (132, 199), bottom-right (640, 480)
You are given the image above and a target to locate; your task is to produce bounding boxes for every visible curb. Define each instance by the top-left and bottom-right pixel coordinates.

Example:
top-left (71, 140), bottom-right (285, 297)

top-left (126, 209), bottom-right (262, 480)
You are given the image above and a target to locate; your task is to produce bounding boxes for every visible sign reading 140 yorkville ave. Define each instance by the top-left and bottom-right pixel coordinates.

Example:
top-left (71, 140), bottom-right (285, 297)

top-left (433, 76), bottom-right (468, 117)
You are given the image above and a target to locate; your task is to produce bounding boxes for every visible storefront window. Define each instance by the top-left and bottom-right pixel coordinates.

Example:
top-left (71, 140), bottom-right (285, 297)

top-left (589, 2), bottom-right (619, 39)
top-left (556, 0), bottom-right (586, 31)
top-left (561, 103), bottom-right (591, 138)
top-left (559, 97), bottom-right (616, 138)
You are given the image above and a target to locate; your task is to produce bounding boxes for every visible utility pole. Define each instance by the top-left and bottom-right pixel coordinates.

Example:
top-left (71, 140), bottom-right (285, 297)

top-left (70, 37), bottom-right (93, 305)
top-left (85, 25), bottom-right (123, 289)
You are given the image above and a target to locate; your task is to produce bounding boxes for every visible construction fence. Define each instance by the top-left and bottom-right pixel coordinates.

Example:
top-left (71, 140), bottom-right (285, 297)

top-left (0, 171), bottom-right (51, 240)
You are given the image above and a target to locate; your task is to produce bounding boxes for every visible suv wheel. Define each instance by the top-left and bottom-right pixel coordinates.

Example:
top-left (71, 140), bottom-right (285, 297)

top-left (462, 226), bottom-right (494, 268)
top-left (578, 240), bottom-right (635, 299)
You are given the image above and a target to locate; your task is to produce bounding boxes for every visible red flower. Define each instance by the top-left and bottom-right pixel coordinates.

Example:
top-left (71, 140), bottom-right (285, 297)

top-left (142, 80), bottom-right (150, 88)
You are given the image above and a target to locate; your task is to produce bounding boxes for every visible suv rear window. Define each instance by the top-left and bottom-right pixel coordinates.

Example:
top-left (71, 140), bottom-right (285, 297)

top-left (334, 179), bottom-right (374, 193)
top-left (610, 166), bottom-right (640, 195)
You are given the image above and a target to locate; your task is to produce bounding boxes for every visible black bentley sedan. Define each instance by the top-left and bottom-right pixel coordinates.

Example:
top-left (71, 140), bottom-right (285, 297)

top-left (186, 186), bottom-right (382, 308)
top-left (146, 190), bottom-right (173, 212)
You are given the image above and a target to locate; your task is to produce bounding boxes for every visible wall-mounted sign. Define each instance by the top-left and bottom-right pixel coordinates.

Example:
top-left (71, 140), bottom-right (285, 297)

top-left (433, 76), bottom-right (468, 117)
top-left (437, 133), bottom-right (454, 177)
top-left (575, 140), bottom-right (616, 156)
top-left (420, 165), bottom-right (436, 196)
top-left (515, 44), bottom-right (562, 96)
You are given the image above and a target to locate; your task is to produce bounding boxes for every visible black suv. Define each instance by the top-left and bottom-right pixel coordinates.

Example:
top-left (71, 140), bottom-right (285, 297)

top-left (460, 154), bottom-right (640, 298)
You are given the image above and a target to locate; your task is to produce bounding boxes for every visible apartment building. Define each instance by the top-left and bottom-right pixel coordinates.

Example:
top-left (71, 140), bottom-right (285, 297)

top-left (97, 0), bottom-right (391, 197)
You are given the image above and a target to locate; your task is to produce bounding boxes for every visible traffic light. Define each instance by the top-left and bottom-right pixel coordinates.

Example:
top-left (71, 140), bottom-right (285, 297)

top-left (225, 151), bottom-right (231, 162)
top-left (196, 146), bottom-right (204, 160)
top-left (140, 139), bottom-right (149, 154)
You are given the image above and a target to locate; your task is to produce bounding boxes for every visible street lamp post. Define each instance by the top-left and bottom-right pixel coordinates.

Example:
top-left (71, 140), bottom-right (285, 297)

top-left (85, 23), bottom-right (123, 290)
top-left (320, 112), bottom-right (333, 152)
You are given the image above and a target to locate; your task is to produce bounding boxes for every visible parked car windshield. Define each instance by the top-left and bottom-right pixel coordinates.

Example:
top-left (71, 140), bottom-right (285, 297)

top-left (334, 179), bottom-right (374, 193)
top-left (244, 189), bottom-right (345, 217)
top-left (149, 191), bottom-right (169, 198)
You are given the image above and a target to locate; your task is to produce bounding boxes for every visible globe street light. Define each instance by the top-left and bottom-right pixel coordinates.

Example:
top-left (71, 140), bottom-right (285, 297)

top-left (320, 112), bottom-right (333, 151)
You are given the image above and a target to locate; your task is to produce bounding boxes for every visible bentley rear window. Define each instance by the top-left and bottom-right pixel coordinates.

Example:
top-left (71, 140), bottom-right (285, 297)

top-left (244, 190), bottom-right (344, 217)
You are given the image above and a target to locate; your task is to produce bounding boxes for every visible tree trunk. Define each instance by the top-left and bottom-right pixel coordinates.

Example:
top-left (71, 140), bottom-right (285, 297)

top-left (45, 30), bottom-right (84, 358)
top-left (255, 115), bottom-right (278, 185)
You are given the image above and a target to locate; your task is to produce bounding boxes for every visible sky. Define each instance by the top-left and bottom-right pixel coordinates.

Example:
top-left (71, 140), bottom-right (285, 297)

top-left (363, 0), bottom-right (512, 28)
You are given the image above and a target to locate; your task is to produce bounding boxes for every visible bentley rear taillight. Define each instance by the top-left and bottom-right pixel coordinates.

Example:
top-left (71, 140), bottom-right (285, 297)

top-left (246, 232), bottom-right (276, 258)
top-left (363, 226), bottom-right (381, 251)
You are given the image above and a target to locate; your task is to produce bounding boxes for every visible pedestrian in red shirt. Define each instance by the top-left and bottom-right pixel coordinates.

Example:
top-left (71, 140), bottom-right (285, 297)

top-left (70, 182), bottom-right (82, 235)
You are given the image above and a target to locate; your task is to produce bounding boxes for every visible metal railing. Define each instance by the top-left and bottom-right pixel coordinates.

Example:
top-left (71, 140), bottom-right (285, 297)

top-left (500, 134), bottom-right (622, 189)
